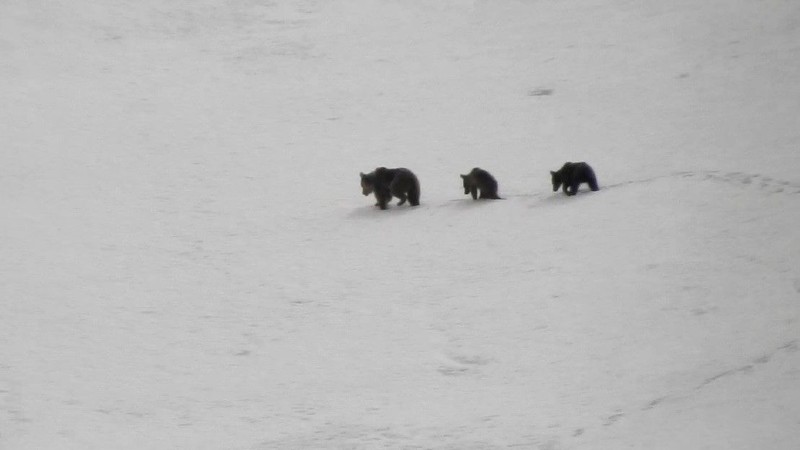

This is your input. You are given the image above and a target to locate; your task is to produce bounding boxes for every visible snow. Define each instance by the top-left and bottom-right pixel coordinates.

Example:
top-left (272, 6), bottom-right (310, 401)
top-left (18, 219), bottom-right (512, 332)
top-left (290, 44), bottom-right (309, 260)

top-left (1, 0), bottom-right (799, 448)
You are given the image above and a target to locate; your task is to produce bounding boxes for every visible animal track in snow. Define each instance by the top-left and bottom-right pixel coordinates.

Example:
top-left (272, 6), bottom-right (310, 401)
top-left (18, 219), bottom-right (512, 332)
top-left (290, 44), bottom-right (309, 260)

top-left (570, 340), bottom-right (799, 444)
top-left (437, 352), bottom-right (492, 377)
top-left (604, 170), bottom-right (800, 196)
top-left (641, 396), bottom-right (667, 411)
top-left (603, 410), bottom-right (625, 426)
top-left (697, 339), bottom-right (798, 389)
top-left (675, 170), bottom-right (800, 195)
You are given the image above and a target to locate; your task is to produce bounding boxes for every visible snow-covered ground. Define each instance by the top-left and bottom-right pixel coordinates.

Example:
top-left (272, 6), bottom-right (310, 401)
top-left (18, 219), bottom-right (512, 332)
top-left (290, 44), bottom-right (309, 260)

top-left (2, 0), bottom-right (799, 448)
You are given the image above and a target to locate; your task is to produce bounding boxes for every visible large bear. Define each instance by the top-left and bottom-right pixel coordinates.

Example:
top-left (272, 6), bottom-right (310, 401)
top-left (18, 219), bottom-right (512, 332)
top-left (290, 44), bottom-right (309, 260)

top-left (460, 167), bottom-right (502, 200)
top-left (550, 162), bottom-right (599, 196)
top-left (360, 167), bottom-right (420, 210)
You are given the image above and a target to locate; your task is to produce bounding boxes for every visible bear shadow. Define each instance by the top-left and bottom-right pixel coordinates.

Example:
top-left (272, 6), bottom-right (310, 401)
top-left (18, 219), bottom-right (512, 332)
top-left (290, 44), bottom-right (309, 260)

top-left (346, 204), bottom-right (420, 218)
top-left (531, 190), bottom-right (596, 208)
top-left (447, 198), bottom-right (502, 209)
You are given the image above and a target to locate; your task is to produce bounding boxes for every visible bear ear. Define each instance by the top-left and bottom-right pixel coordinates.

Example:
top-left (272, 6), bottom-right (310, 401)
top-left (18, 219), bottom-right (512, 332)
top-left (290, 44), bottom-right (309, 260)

top-left (460, 174), bottom-right (466, 179)
top-left (360, 172), bottom-right (365, 177)
top-left (550, 171), bottom-right (555, 175)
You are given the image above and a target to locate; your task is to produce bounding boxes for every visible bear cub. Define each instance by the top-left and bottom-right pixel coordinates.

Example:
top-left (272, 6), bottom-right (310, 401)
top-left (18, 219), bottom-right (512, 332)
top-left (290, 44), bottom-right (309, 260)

top-left (550, 162), bottom-right (599, 196)
top-left (360, 167), bottom-right (420, 210)
top-left (460, 167), bottom-right (502, 200)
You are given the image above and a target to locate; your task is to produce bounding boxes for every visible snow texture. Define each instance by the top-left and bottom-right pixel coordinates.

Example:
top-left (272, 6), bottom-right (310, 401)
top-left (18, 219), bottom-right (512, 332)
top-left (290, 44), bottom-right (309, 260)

top-left (1, 0), bottom-right (799, 448)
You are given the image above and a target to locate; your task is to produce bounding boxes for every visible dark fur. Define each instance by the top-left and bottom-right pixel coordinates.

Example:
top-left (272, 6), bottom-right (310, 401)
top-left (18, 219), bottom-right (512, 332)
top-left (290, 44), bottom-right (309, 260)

top-left (460, 167), bottom-right (501, 200)
top-left (360, 167), bottom-right (420, 210)
top-left (550, 162), bottom-right (599, 196)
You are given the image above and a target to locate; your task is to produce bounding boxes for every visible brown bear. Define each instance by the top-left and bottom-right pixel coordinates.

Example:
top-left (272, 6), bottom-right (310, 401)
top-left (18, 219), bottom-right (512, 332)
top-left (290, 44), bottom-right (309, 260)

top-left (360, 167), bottom-right (420, 210)
top-left (460, 167), bottom-right (502, 200)
top-left (550, 162), bottom-right (599, 196)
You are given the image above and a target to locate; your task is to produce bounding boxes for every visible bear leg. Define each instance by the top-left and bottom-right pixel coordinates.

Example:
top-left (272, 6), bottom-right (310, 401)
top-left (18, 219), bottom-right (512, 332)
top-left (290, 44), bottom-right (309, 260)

top-left (375, 190), bottom-right (392, 209)
top-left (408, 189), bottom-right (420, 206)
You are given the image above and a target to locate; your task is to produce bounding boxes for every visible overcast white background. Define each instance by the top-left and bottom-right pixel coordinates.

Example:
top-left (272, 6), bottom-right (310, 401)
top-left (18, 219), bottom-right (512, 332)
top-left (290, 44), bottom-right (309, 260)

top-left (1, 0), bottom-right (799, 448)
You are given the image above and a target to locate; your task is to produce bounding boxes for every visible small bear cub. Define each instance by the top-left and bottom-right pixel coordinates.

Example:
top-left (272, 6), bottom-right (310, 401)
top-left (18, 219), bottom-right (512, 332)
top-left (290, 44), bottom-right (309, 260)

top-left (360, 167), bottom-right (420, 210)
top-left (460, 167), bottom-right (502, 200)
top-left (550, 162), bottom-right (599, 196)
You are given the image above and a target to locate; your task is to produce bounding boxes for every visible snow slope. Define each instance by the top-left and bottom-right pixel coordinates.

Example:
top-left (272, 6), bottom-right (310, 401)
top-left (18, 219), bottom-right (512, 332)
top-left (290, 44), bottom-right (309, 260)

top-left (1, 0), bottom-right (799, 448)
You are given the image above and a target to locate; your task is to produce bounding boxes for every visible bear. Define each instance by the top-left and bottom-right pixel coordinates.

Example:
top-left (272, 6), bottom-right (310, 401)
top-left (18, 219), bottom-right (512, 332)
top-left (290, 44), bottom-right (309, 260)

top-left (460, 167), bottom-right (502, 200)
top-left (360, 167), bottom-right (420, 210)
top-left (550, 162), bottom-right (599, 196)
